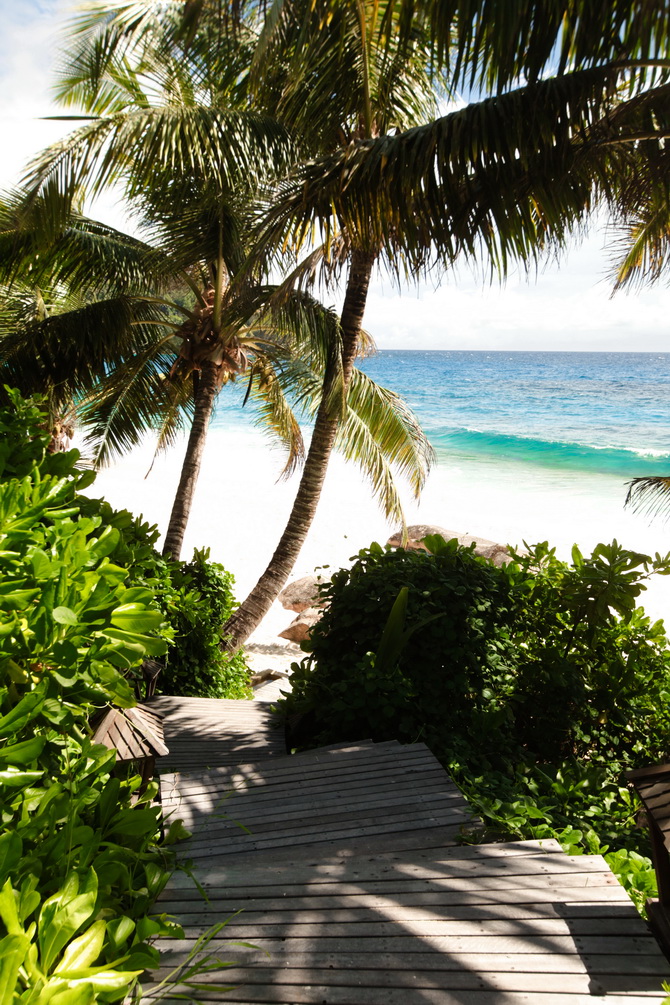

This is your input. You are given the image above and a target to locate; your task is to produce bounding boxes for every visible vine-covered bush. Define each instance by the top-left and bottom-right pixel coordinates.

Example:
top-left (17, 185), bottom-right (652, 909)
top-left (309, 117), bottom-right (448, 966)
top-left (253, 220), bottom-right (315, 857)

top-left (0, 390), bottom-right (207, 1002)
top-left (281, 534), bottom-right (670, 907)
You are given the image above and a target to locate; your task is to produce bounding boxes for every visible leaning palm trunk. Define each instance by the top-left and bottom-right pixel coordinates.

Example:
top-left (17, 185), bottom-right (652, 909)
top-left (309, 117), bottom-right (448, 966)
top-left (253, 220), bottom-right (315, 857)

top-left (224, 250), bottom-right (374, 648)
top-left (162, 359), bottom-right (220, 559)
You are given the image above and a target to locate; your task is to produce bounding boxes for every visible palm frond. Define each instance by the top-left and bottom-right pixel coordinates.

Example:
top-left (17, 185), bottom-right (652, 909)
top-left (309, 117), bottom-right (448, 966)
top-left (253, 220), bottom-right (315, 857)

top-left (253, 63), bottom-right (666, 281)
top-left (21, 106), bottom-right (293, 235)
top-left (0, 195), bottom-right (178, 295)
top-left (338, 367), bottom-right (434, 501)
top-left (80, 346), bottom-right (192, 466)
top-left (246, 358), bottom-right (305, 477)
top-left (386, 0), bottom-right (670, 92)
top-left (625, 477), bottom-right (670, 523)
top-left (251, 0), bottom-right (438, 152)
top-left (0, 295), bottom-right (174, 414)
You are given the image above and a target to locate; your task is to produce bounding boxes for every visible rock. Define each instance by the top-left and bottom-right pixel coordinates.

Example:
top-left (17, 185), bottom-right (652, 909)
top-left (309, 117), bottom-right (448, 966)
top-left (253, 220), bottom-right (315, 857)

top-left (387, 524), bottom-right (514, 567)
top-left (278, 607), bottom-right (322, 644)
top-left (278, 574), bottom-right (329, 613)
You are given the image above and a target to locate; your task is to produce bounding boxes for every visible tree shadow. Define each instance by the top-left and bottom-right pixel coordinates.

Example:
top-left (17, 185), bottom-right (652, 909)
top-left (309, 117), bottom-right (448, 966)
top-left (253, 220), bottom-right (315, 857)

top-left (145, 727), bottom-right (668, 1002)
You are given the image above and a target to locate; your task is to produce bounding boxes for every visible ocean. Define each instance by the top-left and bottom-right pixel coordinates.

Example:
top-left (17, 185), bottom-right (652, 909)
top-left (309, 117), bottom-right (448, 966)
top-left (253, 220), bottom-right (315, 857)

top-left (93, 351), bottom-right (670, 627)
top-left (357, 350), bottom-right (670, 476)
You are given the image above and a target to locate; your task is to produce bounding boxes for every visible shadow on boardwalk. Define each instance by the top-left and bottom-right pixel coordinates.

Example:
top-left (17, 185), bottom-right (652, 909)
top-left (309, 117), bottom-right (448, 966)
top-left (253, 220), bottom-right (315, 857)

top-left (144, 697), bottom-right (669, 1004)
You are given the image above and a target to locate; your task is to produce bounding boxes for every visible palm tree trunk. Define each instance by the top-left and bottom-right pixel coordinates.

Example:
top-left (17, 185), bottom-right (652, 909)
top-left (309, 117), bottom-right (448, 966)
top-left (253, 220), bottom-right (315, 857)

top-left (224, 249), bottom-right (374, 649)
top-left (162, 360), bottom-right (219, 559)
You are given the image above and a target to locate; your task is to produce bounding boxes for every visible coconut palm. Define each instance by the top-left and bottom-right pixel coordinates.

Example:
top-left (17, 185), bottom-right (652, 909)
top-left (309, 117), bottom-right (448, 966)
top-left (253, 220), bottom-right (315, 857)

top-left (0, 196), bottom-right (433, 561)
top-left (609, 154), bottom-right (670, 524)
top-left (218, 0), bottom-right (670, 646)
top-left (7, 0), bottom-right (437, 579)
top-left (14, 0), bottom-right (670, 642)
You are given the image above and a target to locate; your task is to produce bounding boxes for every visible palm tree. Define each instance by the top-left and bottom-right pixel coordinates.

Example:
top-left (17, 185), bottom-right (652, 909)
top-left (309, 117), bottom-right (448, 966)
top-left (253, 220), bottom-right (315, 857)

top-left (13, 0), bottom-right (670, 644)
top-left (3, 3), bottom-right (434, 566)
top-left (608, 149), bottom-right (670, 523)
top-left (221, 0), bottom-right (670, 646)
top-left (0, 198), bottom-right (433, 561)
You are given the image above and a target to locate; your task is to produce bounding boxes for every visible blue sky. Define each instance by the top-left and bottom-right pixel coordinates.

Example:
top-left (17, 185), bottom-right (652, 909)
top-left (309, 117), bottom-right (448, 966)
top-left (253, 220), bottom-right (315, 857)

top-left (1, 0), bottom-right (668, 352)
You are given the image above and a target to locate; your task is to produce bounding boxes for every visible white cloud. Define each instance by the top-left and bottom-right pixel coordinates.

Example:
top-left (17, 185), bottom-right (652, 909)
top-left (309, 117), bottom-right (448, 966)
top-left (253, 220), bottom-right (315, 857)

top-left (0, 0), bottom-right (72, 190)
top-left (365, 233), bottom-right (670, 351)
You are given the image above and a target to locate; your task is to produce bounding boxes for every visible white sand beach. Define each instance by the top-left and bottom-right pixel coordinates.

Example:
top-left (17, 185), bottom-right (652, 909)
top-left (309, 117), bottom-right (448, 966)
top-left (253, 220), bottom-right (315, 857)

top-left (91, 423), bottom-right (670, 679)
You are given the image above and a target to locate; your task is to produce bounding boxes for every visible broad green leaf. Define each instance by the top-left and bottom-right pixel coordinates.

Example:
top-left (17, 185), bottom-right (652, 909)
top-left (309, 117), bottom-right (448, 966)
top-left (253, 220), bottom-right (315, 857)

top-left (105, 916), bottom-right (134, 952)
top-left (86, 526), bottom-right (120, 562)
top-left (52, 607), bottom-right (78, 627)
top-left (53, 920), bottom-right (105, 974)
top-left (0, 735), bottom-right (46, 765)
top-left (0, 833), bottom-right (21, 884)
top-left (59, 968), bottom-right (141, 992)
top-left (0, 879), bottom-right (20, 935)
top-left (110, 604), bottom-right (163, 632)
top-left (98, 627), bottom-right (167, 658)
top-left (107, 807), bottom-right (159, 838)
top-left (0, 588), bottom-right (40, 611)
top-left (0, 768), bottom-right (43, 787)
top-left (30, 548), bottom-right (54, 578)
top-left (44, 986), bottom-right (96, 1005)
top-left (0, 688), bottom-right (44, 737)
top-left (39, 871), bottom-right (98, 972)
top-left (0, 933), bottom-right (30, 1005)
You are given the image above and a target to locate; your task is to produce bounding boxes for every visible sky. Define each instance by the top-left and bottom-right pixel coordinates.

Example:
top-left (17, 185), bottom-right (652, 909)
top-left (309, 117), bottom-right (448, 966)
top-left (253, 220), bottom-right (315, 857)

top-left (1, 0), bottom-right (668, 353)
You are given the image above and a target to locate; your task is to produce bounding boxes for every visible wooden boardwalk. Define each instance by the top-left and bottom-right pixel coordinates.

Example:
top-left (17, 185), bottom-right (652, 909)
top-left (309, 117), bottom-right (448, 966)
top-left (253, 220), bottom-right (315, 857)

top-left (147, 696), bottom-right (286, 771)
top-left (146, 698), bottom-right (669, 1003)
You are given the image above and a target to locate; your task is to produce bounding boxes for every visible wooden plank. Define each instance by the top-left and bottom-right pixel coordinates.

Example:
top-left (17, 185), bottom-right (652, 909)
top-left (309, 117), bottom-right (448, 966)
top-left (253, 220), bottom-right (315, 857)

top-left (154, 931), bottom-right (662, 956)
top-left (146, 991), bottom-right (664, 1005)
top-left (160, 767), bottom-right (452, 808)
top-left (182, 794), bottom-right (471, 838)
top-left (171, 851), bottom-right (615, 883)
top-left (157, 893), bottom-right (642, 918)
top-left (154, 903), bottom-right (646, 929)
top-left (145, 966), bottom-right (666, 995)
top-left (148, 949), bottom-right (670, 975)
top-left (160, 769), bottom-right (450, 806)
top-left (161, 747), bottom-right (443, 792)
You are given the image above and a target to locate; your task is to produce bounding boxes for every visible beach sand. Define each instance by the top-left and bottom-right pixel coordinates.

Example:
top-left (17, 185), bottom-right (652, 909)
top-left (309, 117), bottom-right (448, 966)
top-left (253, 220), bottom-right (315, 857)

top-left (91, 425), bottom-right (670, 680)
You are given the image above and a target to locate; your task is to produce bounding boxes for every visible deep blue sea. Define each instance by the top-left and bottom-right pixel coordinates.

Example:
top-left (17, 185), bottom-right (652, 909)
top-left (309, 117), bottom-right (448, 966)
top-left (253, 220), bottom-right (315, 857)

top-left (213, 351), bottom-right (670, 478)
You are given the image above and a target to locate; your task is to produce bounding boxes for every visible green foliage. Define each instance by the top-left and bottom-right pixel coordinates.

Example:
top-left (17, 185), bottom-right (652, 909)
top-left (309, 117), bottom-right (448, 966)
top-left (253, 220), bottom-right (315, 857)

top-left (281, 534), bottom-right (670, 911)
top-left (159, 548), bottom-right (251, 700)
top-left (0, 389), bottom-right (181, 1001)
top-left (284, 538), bottom-right (517, 751)
top-left (74, 501), bottom-right (251, 700)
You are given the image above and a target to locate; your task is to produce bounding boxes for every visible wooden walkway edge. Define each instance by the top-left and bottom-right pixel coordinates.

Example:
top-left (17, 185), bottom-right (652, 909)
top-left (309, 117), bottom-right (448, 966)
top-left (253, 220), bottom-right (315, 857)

top-left (143, 697), bottom-right (669, 1003)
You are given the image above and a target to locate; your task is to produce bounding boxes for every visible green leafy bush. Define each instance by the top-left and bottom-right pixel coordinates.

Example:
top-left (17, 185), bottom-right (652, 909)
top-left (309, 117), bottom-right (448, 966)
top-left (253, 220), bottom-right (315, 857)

top-left (284, 537), bottom-right (517, 754)
top-left (158, 548), bottom-right (251, 700)
top-left (75, 499), bottom-right (251, 700)
top-left (0, 389), bottom-right (183, 1002)
top-left (281, 534), bottom-right (670, 908)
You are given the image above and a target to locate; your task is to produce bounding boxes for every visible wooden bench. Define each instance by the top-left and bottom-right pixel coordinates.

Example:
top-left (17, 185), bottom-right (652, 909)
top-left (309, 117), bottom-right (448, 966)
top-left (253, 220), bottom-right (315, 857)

top-left (626, 762), bottom-right (670, 954)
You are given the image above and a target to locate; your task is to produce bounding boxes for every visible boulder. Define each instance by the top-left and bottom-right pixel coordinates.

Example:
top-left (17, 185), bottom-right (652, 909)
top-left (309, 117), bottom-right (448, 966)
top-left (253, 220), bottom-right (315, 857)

top-left (278, 607), bottom-right (322, 644)
top-left (278, 574), bottom-right (329, 613)
top-left (387, 524), bottom-right (514, 567)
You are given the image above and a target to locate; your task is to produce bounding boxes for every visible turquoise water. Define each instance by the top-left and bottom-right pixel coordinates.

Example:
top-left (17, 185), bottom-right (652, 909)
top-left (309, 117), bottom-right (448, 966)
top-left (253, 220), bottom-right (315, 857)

top-left (212, 351), bottom-right (670, 478)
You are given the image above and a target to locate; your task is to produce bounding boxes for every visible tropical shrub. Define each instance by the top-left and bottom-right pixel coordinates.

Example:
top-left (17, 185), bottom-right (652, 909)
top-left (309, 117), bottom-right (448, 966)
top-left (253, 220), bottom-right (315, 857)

top-left (0, 389), bottom-right (186, 1002)
top-left (158, 548), bottom-right (251, 700)
top-left (76, 498), bottom-right (251, 700)
top-left (281, 535), bottom-right (670, 906)
top-left (284, 537), bottom-right (518, 756)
